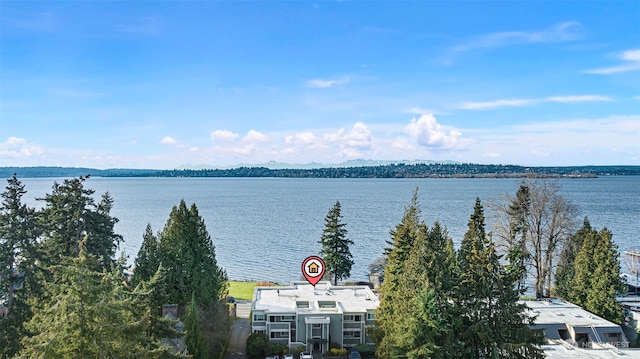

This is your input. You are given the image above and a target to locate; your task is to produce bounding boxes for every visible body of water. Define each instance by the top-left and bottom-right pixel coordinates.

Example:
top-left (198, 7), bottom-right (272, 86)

top-left (16, 176), bottom-right (640, 283)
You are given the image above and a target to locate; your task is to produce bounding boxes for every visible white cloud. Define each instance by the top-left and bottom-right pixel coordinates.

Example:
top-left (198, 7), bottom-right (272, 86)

top-left (285, 131), bottom-right (317, 145)
top-left (454, 21), bottom-right (581, 52)
top-left (583, 48), bottom-right (640, 74)
top-left (326, 122), bottom-right (372, 151)
top-left (459, 98), bottom-right (537, 110)
top-left (160, 136), bottom-right (177, 145)
top-left (405, 114), bottom-right (467, 148)
top-left (0, 137), bottom-right (43, 157)
top-left (210, 130), bottom-right (239, 142)
top-left (306, 76), bottom-right (351, 88)
top-left (460, 94), bottom-right (612, 110)
top-left (546, 95), bottom-right (612, 103)
top-left (622, 49), bottom-right (640, 61)
top-left (243, 130), bottom-right (268, 143)
top-left (469, 115), bottom-right (640, 165)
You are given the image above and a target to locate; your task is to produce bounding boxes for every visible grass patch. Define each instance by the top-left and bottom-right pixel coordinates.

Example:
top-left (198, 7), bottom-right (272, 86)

top-left (228, 281), bottom-right (279, 301)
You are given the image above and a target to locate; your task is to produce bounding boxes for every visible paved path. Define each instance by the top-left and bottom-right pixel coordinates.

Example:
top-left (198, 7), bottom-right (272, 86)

top-left (224, 302), bottom-right (251, 359)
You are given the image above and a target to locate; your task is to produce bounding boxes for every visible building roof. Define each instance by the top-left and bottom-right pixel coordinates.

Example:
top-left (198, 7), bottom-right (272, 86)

top-left (251, 281), bottom-right (379, 314)
top-left (541, 345), bottom-right (640, 358)
top-left (522, 299), bottom-right (622, 329)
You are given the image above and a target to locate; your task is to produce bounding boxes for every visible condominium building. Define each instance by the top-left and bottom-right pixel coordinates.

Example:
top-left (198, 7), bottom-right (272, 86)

top-left (250, 281), bottom-right (379, 354)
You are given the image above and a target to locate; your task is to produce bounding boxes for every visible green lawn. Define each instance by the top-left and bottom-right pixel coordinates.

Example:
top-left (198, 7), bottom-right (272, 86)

top-left (227, 281), bottom-right (256, 301)
top-left (227, 281), bottom-right (279, 301)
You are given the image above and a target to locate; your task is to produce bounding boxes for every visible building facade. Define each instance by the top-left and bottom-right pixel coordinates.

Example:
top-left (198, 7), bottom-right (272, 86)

top-left (250, 281), bottom-right (379, 354)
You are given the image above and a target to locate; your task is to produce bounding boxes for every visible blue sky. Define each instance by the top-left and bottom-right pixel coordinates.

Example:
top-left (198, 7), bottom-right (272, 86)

top-left (1, 1), bottom-right (639, 169)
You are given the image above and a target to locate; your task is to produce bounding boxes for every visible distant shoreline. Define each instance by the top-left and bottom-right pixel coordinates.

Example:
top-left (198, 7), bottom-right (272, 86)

top-left (2, 164), bottom-right (639, 179)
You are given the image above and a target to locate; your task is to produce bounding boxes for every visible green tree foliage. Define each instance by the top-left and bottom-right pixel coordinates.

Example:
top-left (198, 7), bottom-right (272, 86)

top-left (0, 175), bottom-right (41, 357)
top-left (456, 198), bottom-right (544, 359)
top-left (185, 293), bottom-right (207, 359)
top-left (38, 175), bottom-right (122, 269)
top-left (18, 242), bottom-right (179, 358)
top-left (554, 218), bottom-right (593, 299)
top-left (393, 222), bottom-right (459, 359)
top-left (131, 224), bottom-right (161, 287)
top-left (568, 227), bottom-right (626, 324)
top-left (155, 199), bottom-right (228, 308)
top-left (319, 200), bottom-right (354, 285)
top-left (246, 332), bottom-right (270, 358)
top-left (376, 188), bottom-right (425, 359)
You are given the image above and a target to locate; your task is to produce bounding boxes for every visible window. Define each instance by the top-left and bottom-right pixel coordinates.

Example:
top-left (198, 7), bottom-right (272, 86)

top-left (281, 315), bottom-right (295, 321)
top-left (254, 330), bottom-right (266, 335)
top-left (366, 312), bottom-right (375, 321)
top-left (253, 313), bottom-right (266, 321)
top-left (318, 301), bottom-right (336, 308)
top-left (343, 330), bottom-right (361, 338)
top-left (344, 314), bottom-right (362, 322)
top-left (296, 301), bottom-right (309, 308)
top-left (270, 331), bottom-right (289, 339)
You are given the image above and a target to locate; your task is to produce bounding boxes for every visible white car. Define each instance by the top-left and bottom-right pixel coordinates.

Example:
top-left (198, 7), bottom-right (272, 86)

top-left (300, 353), bottom-right (313, 359)
top-left (284, 355), bottom-right (294, 359)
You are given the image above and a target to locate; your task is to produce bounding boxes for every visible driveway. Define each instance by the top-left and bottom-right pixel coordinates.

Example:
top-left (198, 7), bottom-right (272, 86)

top-left (224, 301), bottom-right (251, 359)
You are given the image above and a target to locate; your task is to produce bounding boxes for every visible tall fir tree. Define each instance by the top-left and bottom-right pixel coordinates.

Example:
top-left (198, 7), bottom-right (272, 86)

top-left (185, 292), bottom-right (207, 359)
top-left (554, 218), bottom-right (593, 299)
top-left (319, 200), bottom-right (354, 285)
top-left (0, 175), bottom-right (41, 357)
top-left (393, 222), bottom-right (459, 359)
top-left (568, 227), bottom-right (626, 324)
top-left (38, 176), bottom-right (122, 269)
top-left (19, 241), bottom-right (180, 358)
top-left (456, 198), bottom-right (544, 359)
top-left (132, 223), bottom-right (161, 287)
top-left (375, 188), bottom-right (426, 359)
top-left (157, 199), bottom-right (227, 308)
top-left (505, 184), bottom-right (532, 292)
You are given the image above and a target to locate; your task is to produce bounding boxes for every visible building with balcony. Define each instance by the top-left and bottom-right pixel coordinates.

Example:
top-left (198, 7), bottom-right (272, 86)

top-left (250, 281), bottom-right (379, 354)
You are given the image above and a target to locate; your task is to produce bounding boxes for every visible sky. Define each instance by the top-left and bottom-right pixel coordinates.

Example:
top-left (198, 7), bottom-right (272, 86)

top-left (1, 1), bottom-right (639, 169)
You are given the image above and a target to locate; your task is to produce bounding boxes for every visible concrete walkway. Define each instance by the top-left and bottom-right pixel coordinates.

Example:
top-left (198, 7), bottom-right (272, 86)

top-left (223, 301), bottom-right (251, 359)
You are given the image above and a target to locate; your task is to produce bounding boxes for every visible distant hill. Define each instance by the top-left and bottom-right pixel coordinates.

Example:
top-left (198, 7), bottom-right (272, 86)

top-left (2, 164), bottom-right (639, 179)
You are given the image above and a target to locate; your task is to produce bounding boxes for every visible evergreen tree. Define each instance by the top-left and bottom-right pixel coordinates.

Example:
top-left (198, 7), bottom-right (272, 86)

top-left (132, 223), bottom-right (161, 287)
top-left (38, 176), bottom-right (122, 269)
top-left (129, 264), bottom-right (184, 356)
top-left (505, 184), bottom-right (532, 292)
top-left (375, 188), bottom-right (426, 359)
top-left (0, 175), bottom-right (41, 357)
top-left (185, 292), bottom-right (207, 359)
top-left (393, 222), bottom-right (459, 359)
top-left (157, 199), bottom-right (227, 308)
top-left (319, 200), bottom-right (354, 285)
top-left (568, 227), bottom-right (626, 324)
top-left (554, 218), bottom-right (593, 299)
top-left (19, 241), bottom-right (179, 358)
top-left (456, 198), bottom-right (544, 359)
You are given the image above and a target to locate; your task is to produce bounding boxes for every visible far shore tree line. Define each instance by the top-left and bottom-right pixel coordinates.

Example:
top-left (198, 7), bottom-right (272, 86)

top-left (0, 175), bottom-right (229, 358)
top-left (1, 174), bottom-right (631, 359)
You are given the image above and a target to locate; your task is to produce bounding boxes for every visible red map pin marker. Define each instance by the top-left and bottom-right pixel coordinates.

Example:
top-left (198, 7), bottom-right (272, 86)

top-left (302, 256), bottom-right (326, 287)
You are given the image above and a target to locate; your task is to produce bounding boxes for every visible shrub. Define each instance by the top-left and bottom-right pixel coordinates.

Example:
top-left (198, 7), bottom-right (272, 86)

top-left (354, 344), bottom-right (376, 356)
top-left (324, 347), bottom-right (347, 356)
top-left (246, 333), bottom-right (269, 358)
top-left (265, 342), bottom-right (288, 357)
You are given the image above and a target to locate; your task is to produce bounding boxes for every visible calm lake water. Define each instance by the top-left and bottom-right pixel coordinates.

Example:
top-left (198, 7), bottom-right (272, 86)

top-left (16, 176), bottom-right (640, 283)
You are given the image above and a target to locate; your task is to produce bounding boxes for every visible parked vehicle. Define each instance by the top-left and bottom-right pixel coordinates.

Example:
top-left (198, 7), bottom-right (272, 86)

top-left (300, 352), bottom-right (313, 359)
top-left (284, 355), bottom-right (294, 359)
top-left (349, 349), bottom-right (362, 359)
